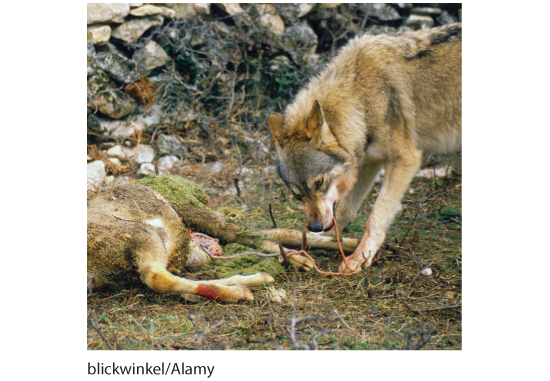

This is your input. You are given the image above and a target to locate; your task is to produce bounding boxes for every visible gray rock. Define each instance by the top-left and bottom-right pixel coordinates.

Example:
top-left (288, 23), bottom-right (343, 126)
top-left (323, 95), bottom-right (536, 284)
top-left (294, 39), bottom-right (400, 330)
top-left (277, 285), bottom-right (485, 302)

top-left (111, 15), bottom-right (164, 43)
top-left (94, 41), bottom-right (121, 55)
top-left (113, 176), bottom-right (131, 186)
top-left (105, 145), bottom-right (126, 158)
top-left (97, 119), bottom-right (144, 140)
top-left (201, 161), bottom-right (225, 174)
top-left (282, 21), bottom-right (318, 57)
top-left (87, 42), bottom-right (95, 66)
top-left (130, 145), bottom-right (156, 164)
top-left (94, 52), bottom-right (141, 84)
top-left (305, 5), bottom-right (338, 20)
top-left (87, 65), bottom-right (137, 118)
top-left (132, 40), bottom-right (171, 77)
top-left (398, 26), bottom-right (414, 34)
top-left (211, 21), bottom-right (234, 38)
top-left (129, 4), bottom-right (162, 17)
top-left (108, 158), bottom-right (122, 166)
top-left (87, 160), bottom-right (106, 190)
top-left (157, 155), bottom-right (181, 174)
top-left (194, 3), bottom-right (210, 15)
top-left (213, 3), bottom-right (249, 20)
top-left (262, 166), bottom-right (277, 177)
top-left (130, 106), bottom-right (162, 128)
top-left (403, 14), bottom-right (434, 29)
top-left (436, 11), bottom-right (458, 25)
top-left (411, 7), bottom-right (442, 16)
top-left (155, 134), bottom-right (185, 154)
top-left (301, 53), bottom-right (322, 68)
top-left (366, 25), bottom-right (397, 35)
top-left (87, 25), bottom-right (111, 45)
top-left (277, 4), bottom-right (315, 24)
top-left (359, 4), bottom-right (401, 21)
top-left (268, 56), bottom-right (294, 72)
top-left (87, 3), bottom-right (129, 24)
top-left (137, 163), bottom-right (156, 176)
top-left (104, 175), bottom-right (115, 187)
top-left (164, 3), bottom-right (197, 19)
top-left (106, 144), bottom-right (156, 164)
top-left (255, 4), bottom-right (285, 35)
top-left (158, 6), bottom-right (176, 18)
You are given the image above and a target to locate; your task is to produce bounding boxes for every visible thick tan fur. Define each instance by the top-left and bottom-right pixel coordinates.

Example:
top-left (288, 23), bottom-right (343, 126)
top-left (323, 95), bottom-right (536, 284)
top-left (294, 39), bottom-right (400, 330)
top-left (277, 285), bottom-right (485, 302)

top-left (87, 184), bottom-right (274, 303)
top-left (270, 24), bottom-right (462, 272)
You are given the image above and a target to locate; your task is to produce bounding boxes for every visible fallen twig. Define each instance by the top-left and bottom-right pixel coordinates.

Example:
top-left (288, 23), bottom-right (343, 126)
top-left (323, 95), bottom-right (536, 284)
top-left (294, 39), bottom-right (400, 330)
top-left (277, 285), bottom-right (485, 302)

top-left (88, 313), bottom-right (113, 350)
top-left (268, 203), bottom-right (277, 228)
top-left (405, 304), bottom-right (462, 314)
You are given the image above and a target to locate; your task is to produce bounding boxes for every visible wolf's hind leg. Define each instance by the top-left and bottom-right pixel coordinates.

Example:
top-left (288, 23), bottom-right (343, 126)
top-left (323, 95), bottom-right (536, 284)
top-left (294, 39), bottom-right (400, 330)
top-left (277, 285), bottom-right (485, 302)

top-left (335, 162), bottom-right (383, 232)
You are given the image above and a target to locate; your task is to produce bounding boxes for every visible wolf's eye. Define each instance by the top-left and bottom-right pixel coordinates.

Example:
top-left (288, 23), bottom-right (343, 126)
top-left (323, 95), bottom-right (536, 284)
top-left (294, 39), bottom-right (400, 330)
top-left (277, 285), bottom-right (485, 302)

top-left (314, 177), bottom-right (324, 190)
top-left (292, 192), bottom-right (303, 201)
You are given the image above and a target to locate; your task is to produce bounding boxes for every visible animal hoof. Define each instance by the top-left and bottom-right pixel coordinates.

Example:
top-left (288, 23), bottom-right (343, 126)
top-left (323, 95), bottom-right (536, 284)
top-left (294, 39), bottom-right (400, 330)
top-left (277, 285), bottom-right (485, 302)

top-left (288, 254), bottom-right (313, 272)
top-left (257, 272), bottom-right (275, 285)
top-left (242, 272), bottom-right (275, 288)
top-left (223, 285), bottom-right (254, 303)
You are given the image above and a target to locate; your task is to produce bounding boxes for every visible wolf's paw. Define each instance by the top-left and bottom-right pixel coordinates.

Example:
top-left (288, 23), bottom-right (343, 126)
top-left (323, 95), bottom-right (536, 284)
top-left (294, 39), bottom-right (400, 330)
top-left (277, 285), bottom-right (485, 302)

top-left (338, 256), bottom-right (365, 274)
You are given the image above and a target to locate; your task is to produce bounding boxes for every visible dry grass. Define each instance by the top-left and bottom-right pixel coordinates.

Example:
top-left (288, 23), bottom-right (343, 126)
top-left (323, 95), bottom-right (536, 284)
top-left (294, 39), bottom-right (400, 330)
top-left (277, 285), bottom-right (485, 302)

top-left (124, 77), bottom-right (158, 111)
top-left (87, 152), bottom-right (461, 350)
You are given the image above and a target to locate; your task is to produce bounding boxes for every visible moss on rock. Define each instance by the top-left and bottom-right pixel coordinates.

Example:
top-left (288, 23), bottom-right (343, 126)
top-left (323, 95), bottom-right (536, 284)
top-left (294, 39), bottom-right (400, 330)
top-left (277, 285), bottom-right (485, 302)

top-left (134, 174), bottom-right (208, 209)
top-left (209, 243), bottom-right (285, 279)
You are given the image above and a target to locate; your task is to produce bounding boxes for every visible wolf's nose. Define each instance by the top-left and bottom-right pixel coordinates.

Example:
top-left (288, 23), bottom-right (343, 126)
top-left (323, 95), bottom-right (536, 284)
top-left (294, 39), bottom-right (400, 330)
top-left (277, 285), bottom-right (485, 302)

top-left (307, 221), bottom-right (324, 233)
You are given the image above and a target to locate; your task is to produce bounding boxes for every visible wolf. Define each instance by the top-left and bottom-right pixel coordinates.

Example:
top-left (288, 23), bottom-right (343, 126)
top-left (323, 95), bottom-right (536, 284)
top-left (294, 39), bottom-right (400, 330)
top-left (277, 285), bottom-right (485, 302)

top-left (269, 23), bottom-right (461, 273)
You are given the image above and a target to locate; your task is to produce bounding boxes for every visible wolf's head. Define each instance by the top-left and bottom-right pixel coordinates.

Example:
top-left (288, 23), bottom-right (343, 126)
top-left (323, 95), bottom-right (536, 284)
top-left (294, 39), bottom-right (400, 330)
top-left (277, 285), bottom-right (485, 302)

top-left (269, 101), bottom-right (357, 232)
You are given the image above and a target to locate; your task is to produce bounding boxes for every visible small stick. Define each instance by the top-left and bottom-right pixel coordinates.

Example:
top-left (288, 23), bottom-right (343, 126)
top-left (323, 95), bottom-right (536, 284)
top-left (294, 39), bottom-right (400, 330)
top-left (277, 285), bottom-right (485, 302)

top-left (268, 203), bottom-right (277, 228)
top-left (278, 241), bottom-right (291, 268)
top-left (301, 219), bottom-right (308, 251)
top-left (126, 127), bottom-right (142, 159)
top-left (233, 178), bottom-right (241, 198)
top-left (87, 313), bottom-right (113, 350)
top-left (405, 304), bottom-right (462, 314)
top-left (209, 251), bottom-right (280, 260)
top-left (331, 217), bottom-right (361, 274)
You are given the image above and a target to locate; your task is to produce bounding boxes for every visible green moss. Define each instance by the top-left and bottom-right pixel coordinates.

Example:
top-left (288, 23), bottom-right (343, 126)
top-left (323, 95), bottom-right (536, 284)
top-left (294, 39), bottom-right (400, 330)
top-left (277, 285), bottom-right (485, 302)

top-left (134, 174), bottom-right (208, 210)
top-left (217, 207), bottom-right (245, 223)
top-left (209, 243), bottom-right (284, 278)
top-left (438, 204), bottom-right (461, 220)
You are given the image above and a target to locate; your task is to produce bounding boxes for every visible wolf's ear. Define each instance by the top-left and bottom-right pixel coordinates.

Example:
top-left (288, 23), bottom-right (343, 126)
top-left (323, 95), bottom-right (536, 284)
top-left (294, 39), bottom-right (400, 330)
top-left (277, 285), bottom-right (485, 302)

top-left (305, 100), bottom-right (324, 139)
top-left (269, 114), bottom-right (284, 149)
top-left (306, 101), bottom-right (334, 148)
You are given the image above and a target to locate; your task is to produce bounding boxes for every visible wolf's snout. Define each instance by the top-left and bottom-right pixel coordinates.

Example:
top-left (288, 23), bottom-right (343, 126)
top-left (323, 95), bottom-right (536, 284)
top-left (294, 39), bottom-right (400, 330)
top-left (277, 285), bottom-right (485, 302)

top-left (307, 220), bottom-right (324, 233)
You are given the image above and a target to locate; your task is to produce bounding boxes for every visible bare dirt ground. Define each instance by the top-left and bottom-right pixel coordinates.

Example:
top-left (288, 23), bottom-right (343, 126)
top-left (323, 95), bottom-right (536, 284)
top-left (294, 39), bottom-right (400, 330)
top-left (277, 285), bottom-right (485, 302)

top-left (87, 145), bottom-right (461, 350)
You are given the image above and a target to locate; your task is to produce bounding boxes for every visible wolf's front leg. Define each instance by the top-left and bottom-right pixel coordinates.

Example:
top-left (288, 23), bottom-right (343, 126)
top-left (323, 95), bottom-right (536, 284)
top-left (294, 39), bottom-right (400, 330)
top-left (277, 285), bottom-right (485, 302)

top-left (339, 150), bottom-right (422, 273)
top-left (335, 162), bottom-right (383, 232)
